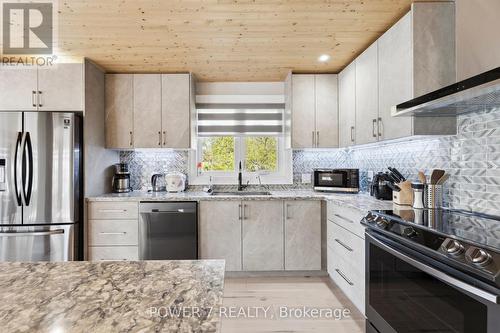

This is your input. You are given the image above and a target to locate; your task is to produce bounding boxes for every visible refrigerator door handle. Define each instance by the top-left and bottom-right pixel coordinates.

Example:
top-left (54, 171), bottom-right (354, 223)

top-left (13, 132), bottom-right (23, 206)
top-left (22, 132), bottom-right (33, 206)
top-left (0, 229), bottom-right (64, 237)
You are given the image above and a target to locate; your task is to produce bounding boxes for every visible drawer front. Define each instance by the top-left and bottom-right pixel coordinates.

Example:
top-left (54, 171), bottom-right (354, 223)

top-left (327, 220), bottom-right (365, 274)
top-left (327, 202), bottom-right (366, 238)
top-left (88, 219), bottom-right (138, 246)
top-left (88, 201), bottom-right (138, 220)
top-left (88, 246), bottom-right (139, 261)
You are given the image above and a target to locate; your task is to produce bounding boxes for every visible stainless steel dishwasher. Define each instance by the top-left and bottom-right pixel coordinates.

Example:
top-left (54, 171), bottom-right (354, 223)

top-left (139, 202), bottom-right (197, 260)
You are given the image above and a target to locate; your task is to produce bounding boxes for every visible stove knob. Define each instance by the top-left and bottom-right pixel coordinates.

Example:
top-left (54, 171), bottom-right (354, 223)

top-left (443, 240), bottom-right (464, 256)
top-left (470, 248), bottom-right (492, 267)
top-left (375, 216), bottom-right (389, 229)
top-left (403, 227), bottom-right (418, 239)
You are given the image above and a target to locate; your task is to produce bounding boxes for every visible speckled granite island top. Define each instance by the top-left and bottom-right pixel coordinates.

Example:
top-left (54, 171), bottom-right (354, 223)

top-left (87, 190), bottom-right (394, 211)
top-left (0, 260), bottom-right (225, 333)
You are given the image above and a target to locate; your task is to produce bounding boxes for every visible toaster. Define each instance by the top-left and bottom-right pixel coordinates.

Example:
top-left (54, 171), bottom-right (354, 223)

top-left (165, 172), bottom-right (186, 192)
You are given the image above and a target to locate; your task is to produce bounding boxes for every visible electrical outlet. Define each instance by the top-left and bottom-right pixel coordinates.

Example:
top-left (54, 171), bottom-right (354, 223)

top-left (301, 173), bottom-right (312, 184)
top-left (367, 170), bottom-right (374, 181)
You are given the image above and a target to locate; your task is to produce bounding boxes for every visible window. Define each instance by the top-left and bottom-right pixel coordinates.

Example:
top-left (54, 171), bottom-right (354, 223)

top-left (191, 136), bottom-right (291, 185)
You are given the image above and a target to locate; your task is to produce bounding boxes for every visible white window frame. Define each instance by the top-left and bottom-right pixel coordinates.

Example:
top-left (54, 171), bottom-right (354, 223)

top-left (189, 136), bottom-right (292, 185)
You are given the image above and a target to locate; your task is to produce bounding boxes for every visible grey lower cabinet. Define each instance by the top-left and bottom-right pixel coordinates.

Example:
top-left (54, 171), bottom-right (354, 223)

top-left (198, 201), bottom-right (242, 271)
top-left (199, 199), bottom-right (322, 272)
top-left (284, 200), bottom-right (321, 271)
top-left (242, 201), bottom-right (284, 271)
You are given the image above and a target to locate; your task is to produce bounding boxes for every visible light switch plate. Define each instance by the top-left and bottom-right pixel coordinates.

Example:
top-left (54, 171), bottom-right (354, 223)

top-left (301, 173), bottom-right (312, 184)
top-left (367, 170), bottom-right (374, 181)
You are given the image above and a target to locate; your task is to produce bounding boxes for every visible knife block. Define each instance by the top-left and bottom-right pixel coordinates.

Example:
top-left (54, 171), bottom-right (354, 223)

top-left (393, 181), bottom-right (413, 206)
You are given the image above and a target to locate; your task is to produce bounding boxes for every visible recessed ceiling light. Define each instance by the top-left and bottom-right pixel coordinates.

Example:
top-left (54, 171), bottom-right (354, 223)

top-left (318, 54), bottom-right (331, 62)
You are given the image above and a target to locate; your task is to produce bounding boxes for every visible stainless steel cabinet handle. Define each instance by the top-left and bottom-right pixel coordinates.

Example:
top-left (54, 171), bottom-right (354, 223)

top-left (312, 131), bottom-right (316, 147)
top-left (32, 91), bottom-right (36, 107)
top-left (333, 213), bottom-right (353, 224)
top-left (372, 119), bottom-right (377, 138)
top-left (38, 91), bottom-right (42, 107)
top-left (378, 117), bottom-right (382, 137)
top-left (335, 238), bottom-right (353, 252)
top-left (335, 268), bottom-right (354, 286)
top-left (243, 204), bottom-right (248, 220)
top-left (129, 131), bottom-right (133, 147)
top-left (158, 131), bottom-right (161, 146)
top-left (238, 204), bottom-right (242, 220)
top-left (316, 131), bottom-right (320, 147)
top-left (0, 229), bottom-right (64, 237)
top-left (99, 232), bottom-right (127, 235)
top-left (99, 209), bottom-right (127, 213)
top-left (163, 131), bottom-right (166, 146)
top-left (367, 233), bottom-right (500, 304)
top-left (350, 126), bottom-right (355, 142)
top-left (285, 204), bottom-right (291, 219)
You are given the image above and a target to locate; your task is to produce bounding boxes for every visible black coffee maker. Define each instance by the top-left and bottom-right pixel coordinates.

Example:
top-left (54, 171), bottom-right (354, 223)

top-left (370, 172), bottom-right (393, 200)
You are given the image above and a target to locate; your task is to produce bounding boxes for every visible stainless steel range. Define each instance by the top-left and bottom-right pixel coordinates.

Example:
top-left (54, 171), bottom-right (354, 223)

top-left (362, 209), bottom-right (500, 333)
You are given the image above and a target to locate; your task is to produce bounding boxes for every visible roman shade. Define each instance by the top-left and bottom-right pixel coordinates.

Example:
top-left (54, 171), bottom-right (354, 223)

top-left (196, 103), bottom-right (284, 137)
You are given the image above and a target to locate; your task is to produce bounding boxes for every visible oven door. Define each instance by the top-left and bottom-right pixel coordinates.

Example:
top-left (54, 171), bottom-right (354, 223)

top-left (366, 232), bottom-right (500, 333)
top-left (314, 170), bottom-right (348, 188)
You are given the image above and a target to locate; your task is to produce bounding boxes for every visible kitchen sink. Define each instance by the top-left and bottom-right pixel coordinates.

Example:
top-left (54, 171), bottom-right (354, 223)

top-left (211, 191), bottom-right (272, 196)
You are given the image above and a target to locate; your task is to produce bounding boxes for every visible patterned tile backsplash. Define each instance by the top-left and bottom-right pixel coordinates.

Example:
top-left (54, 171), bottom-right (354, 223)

top-left (120, 106), bottom-right (500, 216)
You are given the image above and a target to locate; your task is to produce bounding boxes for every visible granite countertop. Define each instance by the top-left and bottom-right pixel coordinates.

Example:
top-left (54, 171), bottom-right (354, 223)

top-left (87, 190), bottom-right (395, 211)
top-left (0, 260), bottom-right (225, 333)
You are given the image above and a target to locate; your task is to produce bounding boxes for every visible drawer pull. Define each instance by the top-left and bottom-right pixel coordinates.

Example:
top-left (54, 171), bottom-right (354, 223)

top-left (99, 232), bottom-right (127, 235)
top-left (100, 259), bottom-right (128, 261)
top-left (335, 268), bottom-right (354, 286)
top-left (333, 214), bottom-right (354, 224)
top-left (335, 238), bottom-right (353, 252)
top-left (98, 209), bottom-right (127, 213)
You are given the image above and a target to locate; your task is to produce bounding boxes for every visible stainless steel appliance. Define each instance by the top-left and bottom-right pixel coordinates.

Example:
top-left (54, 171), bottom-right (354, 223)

top-left (151, 173), bottom-right (166, 192)
top-left (112, 163), bottom-right (131, 193)
top-left (313, 168), bottom-right (359, 193)
top-left (139, 202), bottom-right (197, 260)
top-left (0, 112), bottom-right (82, 261)
top-left (362, 209), bottom-right (500, 333)
top-left (369, 172), bottom-right (394, 200)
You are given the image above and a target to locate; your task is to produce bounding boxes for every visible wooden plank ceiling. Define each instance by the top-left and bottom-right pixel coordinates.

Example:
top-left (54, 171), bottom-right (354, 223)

top-left (57, 0), bottom-right (436, 81)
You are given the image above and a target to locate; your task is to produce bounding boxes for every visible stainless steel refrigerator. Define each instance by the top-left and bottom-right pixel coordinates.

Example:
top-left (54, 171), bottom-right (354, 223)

top-left (0, 112), bottom-right (82, 261)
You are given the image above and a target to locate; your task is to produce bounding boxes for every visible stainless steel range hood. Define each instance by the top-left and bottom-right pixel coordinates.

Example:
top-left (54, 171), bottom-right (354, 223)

top-left (392, 67), bottom-right (500, 117)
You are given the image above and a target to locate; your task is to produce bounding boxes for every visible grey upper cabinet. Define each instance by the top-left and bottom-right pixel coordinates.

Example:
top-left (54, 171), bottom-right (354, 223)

top-left (355, 42), bottom-right (379, 145)
top-left (199, 201), bottom-right (242, 272)
top-left (291, 74), bottom-right (339, 148)
top-left (378, 3), bottom-right (456, 140)
top-left (284, 200), bottom-right (321, 271)
top-left (315, 74), bottom-right (339, 148)
top-left (105, 74), bottom-right (134, 149)
top-left (0, 66), bottom-right (37, 111)
top-left (338, 62), bottom-right (356, 147)
top-left (291, 75), bottom-right (316, 149)
top-left (133, 74), bottom-right (162, 148)
top-left (242, 201), bottom-right (283, 271)
top-left (0, 64), bottom-right (83, 112)
top-left (162, 74), bottom-right (191, 149)
top-left (37, 63), bottom-right (83, 111)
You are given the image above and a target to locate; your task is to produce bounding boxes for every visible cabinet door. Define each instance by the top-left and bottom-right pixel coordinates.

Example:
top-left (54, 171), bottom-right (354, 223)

top-left (378, 13), bottom-right (413, 140)
top-left (199, 201), bottom-right (242, 271)
top-left (105, 74), bottom-right (134, 149)
top-left (133, 74), bottom-right (162, 148)
top-left (315, 74), bottom-right (339, 148)
top-left (242, 201), bottom-right (283, 271)
top-left (0, 66), bottom-right (37, 111)
top-left (338, 63), bottom-right (356, 147)
top-left (37, 63), bottom-right (83, 111)
top-left (355, 42), bottom-right (379, 145)
top-left (291, 75), bottom-right (315, 148)
top-left (162, 74), bottom-right (190, 148)
top-left (284, 200), bottom-right (321, 271)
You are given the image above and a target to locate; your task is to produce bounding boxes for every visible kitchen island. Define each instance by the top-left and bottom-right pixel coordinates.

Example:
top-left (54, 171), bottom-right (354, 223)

top-left (0, 260), bottom-right (225, 333)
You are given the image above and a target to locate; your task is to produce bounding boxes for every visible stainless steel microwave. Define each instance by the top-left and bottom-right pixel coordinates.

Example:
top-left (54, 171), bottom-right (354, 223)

top-left (313, 169), bottom-right (359, 193)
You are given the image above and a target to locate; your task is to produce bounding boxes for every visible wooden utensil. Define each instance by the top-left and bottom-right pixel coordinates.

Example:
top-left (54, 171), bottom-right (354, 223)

top-left (436, 173), bottom-right (450, 185)
top-left (430, 169), bottom-right (445, 185)
top-left (418, 171), bottom-right (427, 184)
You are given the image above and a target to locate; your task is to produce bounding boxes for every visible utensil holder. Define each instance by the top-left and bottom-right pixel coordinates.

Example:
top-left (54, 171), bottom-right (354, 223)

top-left (425, 184), bottom-right (443, 209)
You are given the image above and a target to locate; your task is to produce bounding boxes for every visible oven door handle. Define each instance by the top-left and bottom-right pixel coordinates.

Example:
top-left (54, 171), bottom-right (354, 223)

top-left (367, 233), bottom-right (500, 304)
